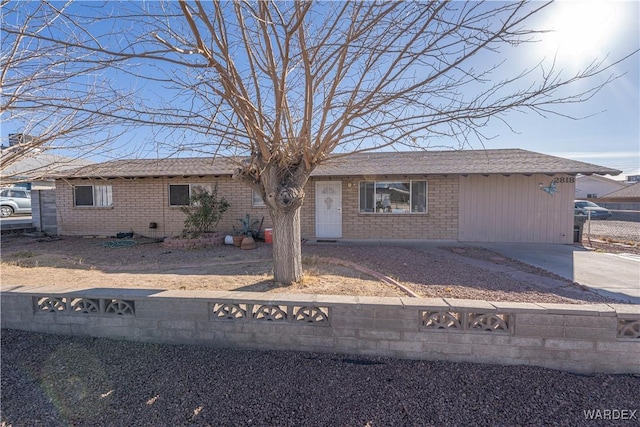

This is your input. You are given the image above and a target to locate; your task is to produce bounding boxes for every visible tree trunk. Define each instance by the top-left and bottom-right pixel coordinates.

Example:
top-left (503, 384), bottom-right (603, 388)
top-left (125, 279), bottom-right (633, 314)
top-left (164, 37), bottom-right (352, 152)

top-left (270, 205), bottom-right (303, 284)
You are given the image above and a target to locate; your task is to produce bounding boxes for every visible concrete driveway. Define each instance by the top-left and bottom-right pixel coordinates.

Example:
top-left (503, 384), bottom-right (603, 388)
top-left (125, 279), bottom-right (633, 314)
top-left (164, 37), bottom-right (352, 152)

top-left (482, 243), bottom-right (640, 304)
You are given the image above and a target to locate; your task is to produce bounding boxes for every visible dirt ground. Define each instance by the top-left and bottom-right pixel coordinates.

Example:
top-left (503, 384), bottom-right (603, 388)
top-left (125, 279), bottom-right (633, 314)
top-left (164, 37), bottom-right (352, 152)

top-left (0, 234), bottom-right (620, 304)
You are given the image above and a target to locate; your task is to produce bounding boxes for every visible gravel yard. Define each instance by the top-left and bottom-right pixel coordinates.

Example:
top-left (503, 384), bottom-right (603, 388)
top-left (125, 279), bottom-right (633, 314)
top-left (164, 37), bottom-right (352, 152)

top-left (0, 235), bottom-right (618, 304)
top-left (2, 237), bottom-right (638, 425)
top-left (2, 329), bottom-right (639, 427)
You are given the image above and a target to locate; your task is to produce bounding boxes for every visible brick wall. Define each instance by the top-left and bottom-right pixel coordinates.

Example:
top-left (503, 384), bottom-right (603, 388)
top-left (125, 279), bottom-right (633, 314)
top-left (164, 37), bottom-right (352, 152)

top-left (56, 177), bottom-right (272, 237)
top-left (2, 287), bottom-right (638, 374)
top-left (304, 176), bottom-right (459, 239)
top-left (56, 175), bottom-right (459, 240)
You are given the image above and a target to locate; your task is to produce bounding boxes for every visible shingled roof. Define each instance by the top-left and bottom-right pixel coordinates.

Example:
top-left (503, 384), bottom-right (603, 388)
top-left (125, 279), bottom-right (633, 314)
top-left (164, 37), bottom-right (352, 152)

top-left (601, 182), bottom-right (640, 198)
top-left (55, 149), bottom-right (620, 179)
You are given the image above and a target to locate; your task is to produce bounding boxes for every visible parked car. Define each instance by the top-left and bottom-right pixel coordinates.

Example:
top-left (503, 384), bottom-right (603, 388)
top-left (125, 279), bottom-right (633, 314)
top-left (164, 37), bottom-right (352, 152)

top-left (0, 188), bottom-right (32, 217)
top-left (574, 200), bottom-right (612, 220)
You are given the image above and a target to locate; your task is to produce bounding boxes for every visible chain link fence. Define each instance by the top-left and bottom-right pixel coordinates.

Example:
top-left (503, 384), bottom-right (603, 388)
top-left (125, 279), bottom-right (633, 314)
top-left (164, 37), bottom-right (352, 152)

top-left (577, 210), bottom-right (640, 253)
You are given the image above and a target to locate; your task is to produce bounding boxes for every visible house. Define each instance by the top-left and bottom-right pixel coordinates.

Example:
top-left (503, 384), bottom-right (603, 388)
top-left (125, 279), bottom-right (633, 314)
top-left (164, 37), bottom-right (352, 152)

top-left (593, 183), bottom-right (640, 221)
top-left (575, 174), bottom-right (627, 199)
top-left (52, 149), bottom-right (619, 244)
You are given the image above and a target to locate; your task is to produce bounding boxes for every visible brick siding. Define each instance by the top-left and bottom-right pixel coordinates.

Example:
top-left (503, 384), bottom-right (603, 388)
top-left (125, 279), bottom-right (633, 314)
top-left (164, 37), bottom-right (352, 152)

top-left (56, 175), bottom-right (459, 240)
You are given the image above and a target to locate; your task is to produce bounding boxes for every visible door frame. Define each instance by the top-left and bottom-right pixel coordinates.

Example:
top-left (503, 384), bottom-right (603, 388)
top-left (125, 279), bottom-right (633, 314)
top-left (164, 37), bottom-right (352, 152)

top-left (315, 181), bottom-right (342, 238)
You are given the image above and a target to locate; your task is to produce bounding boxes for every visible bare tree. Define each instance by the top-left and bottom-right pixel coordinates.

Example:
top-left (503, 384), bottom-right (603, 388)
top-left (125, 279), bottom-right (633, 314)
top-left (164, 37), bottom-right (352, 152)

top-left (3, 1), bottom-right (636, 283)
top-left (1, 0), bottom-right (132, 177)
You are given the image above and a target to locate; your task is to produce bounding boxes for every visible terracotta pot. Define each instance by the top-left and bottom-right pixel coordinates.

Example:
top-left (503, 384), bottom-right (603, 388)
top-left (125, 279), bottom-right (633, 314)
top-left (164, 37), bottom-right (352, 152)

top-left (232, 235), bottom-right (244, 247)
top-left (241, 236), bottom-right (257, 250)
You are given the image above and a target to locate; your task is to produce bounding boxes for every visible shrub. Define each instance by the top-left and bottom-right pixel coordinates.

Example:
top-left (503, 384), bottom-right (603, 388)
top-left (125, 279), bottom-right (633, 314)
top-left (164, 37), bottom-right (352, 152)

top-left (180, 184), bottom-right (230, 238)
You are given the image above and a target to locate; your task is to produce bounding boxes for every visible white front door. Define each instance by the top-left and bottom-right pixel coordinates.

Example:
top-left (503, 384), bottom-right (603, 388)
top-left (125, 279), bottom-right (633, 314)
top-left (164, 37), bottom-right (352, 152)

top-left (315, 181), bottom-right (342, 238)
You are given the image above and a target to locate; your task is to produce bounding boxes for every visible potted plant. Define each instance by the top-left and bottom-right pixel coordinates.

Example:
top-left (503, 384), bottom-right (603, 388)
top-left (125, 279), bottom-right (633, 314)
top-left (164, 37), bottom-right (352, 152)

top-left (231, 232), bottom-right (244, 247)
top-left (234, 214), bottom-right (259, 250)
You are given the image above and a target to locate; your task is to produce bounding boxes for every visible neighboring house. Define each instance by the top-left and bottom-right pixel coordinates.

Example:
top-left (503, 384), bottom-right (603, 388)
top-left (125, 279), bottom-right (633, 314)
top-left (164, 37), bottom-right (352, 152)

top-left (0, 152), bottom-right (94, 234)
top-left (52, 149), bottom-right (619, 244)
top-left (594, 183), bottom-right (640, 221)
top-left (574, 174), bottom-right (628, 199)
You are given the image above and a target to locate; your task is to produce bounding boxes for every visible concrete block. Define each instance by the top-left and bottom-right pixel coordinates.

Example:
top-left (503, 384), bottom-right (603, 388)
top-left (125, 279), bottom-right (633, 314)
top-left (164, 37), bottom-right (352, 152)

top-left (516, 313), bottom-right (564, 326)
top-left (331, 328), bottom-right (359, 338)
top-left (330, 316), bottom-right (374, 329)
top-left (564, 315), bottom-right (616, 329)
top-left (164, 328), bottom-right (197, 342)
top-left (332, 305), bottom-right (376, 318)
top-left (488, 301), bottom-right (545, 313)
top-left (401, 331), bottom-right (449, 344)
top-left (356, 296), bottom-right (403, 306)
top-left (471, 345), bottom-right (519, 359)
top-left (447, 334), bottom-right (543, 348)
top-left (609, 304), bottom-right (640, 316)
top-left (373, 318), bottom-right (416, 330)
top-left (205, 321), bottom-right (246, 333)
top-left (544, 339), bottom-right (595, 351)
top-left (1, 294), bottom-right (33, 312)
top-left (158, 319), bottom-right (196, 330)
top-left (596, 341), bottom-right (640, 353)
top-left (238, 322), bottom-right (278, 334)
top-left (536, 303), bottom-right (607, 315)
top-left (389, 340), bottom-right (424, 353)
top-left (312, 294), bottom-right (359, 305)
top-left (286, 324), bottom-right (334, 336)
top-left (32, 314), bottom-right (60, 324)
top-left (292, 335), bottom-right (334, 348)
top-left (443, 298), bottom-right (495, 311)
top-left (618, 351), bottom-right (640, 365)
top-left (564, 327), bottom-right (616, 341)
top-left (53, 315), bottom-right (91, 325)
top-left (374, 306), bottom-right (416, 321)
top-left (132, 319), bottom-right (159, 329)
top-left (516, 325), bottom-right (564, 338)
top-left (423, 342), bottom-right (473, 355)
top-left (567, 350), bottom-right (619, 363)
top-left (137, 300), bottom-right (209, 317)
top-left (399, 297), bottom-right (448, 309)
top-left (93, 316), bottom-right (135, 328)
top-left (518, 347), bottom-right (568, 361)
top-left (358, 330), bottom-right (402, 341)
top-left (335, 337), bottom-right (359, 350)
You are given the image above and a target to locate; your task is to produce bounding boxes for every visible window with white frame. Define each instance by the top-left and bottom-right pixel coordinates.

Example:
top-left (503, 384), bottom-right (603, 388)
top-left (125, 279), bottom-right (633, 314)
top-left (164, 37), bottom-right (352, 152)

top-left (168, 184), bottom-right (211, 206)
top-left (74, 185), bottom-right (113, 207)
top-left (252, 189), bottom-right (266, 207)
top-left (359, 180), bottom-right (427, 213)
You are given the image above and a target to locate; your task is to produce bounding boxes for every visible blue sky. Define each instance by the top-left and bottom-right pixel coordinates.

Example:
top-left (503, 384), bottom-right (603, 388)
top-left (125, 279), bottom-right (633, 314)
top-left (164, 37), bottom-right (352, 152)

top-left (479, 0), bottom-right (639, 179)
top-left (3, 1), bottom-right (639, 179)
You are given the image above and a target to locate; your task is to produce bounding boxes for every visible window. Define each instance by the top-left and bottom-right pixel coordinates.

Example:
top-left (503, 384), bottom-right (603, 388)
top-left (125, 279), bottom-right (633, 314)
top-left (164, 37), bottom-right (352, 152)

top-left (1, 189), bottom-right (29, 199)
top-left (74, 185), bottom-right (112, 207)
top-left (359, 180), bottom-right (427, 213)
top-left (168, 184), bottom-right (211, 206)
top-left (252, 189), bottom-right (266, 207)
top-left (587, 193), bottom-right (598, 198)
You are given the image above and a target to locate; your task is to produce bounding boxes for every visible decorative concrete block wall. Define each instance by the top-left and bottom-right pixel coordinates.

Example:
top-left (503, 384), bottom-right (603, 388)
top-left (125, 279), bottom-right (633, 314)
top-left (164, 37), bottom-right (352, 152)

top-left (1, 287), bottom-right (638, 374)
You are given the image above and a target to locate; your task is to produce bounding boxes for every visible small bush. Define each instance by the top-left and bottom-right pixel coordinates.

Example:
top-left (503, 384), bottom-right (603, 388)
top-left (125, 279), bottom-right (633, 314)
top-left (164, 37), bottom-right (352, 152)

top-left (180, 184), bottom-right (230, 238)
